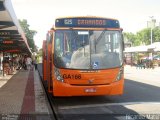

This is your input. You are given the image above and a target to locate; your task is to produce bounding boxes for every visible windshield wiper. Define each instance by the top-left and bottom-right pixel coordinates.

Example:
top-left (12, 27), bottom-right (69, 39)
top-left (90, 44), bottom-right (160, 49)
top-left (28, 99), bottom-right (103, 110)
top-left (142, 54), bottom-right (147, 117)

top-left (95, 30), bottom-right (106, 45)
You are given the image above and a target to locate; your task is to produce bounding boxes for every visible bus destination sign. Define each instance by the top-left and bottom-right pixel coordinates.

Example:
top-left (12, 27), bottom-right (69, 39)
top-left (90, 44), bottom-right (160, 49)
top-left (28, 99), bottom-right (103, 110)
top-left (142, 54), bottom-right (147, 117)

top-left (78, 19), bottom-right (106, 26)
top-left (55, 17), bottom-right (120, 28)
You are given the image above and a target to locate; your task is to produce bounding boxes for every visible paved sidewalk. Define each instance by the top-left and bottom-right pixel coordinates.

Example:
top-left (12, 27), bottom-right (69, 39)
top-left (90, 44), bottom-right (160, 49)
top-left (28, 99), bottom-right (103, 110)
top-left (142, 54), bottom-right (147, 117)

top-left (0, 71), bottom-right (17, 88)
top-left (0, 68), bottom-right (54, 120)
top-left (124, 65), bottom-right (160, 87)
top-left (125, 65), bottom-right (160, 72)
top-left (0, 75), bottom-right (12, 88)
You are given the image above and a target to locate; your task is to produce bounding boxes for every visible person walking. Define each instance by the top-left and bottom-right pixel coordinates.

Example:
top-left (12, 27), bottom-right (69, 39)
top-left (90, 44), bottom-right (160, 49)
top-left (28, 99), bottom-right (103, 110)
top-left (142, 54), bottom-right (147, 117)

top-left (34, 57), bottom-right (38, 70)
top-left (26, 55), bottom-right (32, 70)
top-left (22, 56), bottom-right (27, 70)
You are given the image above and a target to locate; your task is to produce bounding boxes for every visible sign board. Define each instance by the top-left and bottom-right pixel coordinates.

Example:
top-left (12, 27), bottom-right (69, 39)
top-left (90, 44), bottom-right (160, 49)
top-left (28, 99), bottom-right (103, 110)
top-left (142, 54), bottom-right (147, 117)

top-left (2, 40), bottom-right (14, 44)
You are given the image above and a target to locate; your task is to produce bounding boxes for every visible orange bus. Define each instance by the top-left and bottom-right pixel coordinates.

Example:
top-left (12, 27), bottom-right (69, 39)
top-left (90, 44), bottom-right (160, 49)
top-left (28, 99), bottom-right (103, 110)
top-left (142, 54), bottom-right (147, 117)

top-left (44, 16), bottom-right (124, 96)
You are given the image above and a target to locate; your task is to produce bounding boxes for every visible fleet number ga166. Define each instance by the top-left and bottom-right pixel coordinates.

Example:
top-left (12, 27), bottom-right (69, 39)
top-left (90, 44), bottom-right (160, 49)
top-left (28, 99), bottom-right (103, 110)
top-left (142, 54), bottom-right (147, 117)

top-left (63, 74), bottom-right (81, 79)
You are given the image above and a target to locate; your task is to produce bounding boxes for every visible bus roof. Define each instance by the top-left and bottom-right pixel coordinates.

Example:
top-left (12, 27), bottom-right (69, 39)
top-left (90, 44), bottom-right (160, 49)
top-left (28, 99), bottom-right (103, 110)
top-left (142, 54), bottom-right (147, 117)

top-left (55, 16), bottom-right (120, 28)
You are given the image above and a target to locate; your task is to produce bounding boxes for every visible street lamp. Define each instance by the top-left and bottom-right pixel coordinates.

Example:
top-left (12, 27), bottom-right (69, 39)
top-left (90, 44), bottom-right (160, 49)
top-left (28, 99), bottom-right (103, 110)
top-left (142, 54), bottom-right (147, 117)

top-left (151, 25), bottom-right (153, 44)
top-left (148, 16), bottom-right (157, 60)
top-left (149, 16), bottom-right (154, 44)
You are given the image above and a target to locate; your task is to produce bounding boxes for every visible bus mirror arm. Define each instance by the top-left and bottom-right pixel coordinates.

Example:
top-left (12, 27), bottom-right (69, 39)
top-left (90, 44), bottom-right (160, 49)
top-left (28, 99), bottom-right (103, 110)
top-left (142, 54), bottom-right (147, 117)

top-left (122, 40), bottom-right (125, 51)
top-left (122, 34), bottom-right (125, 51)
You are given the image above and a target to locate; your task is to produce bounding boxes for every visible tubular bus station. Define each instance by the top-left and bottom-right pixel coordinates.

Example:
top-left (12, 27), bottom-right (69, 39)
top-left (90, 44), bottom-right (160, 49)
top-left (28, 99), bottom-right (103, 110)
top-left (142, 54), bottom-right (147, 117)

top-left (0, 0), bottom-right (53, 119)
top-left (124, 43), bottom-right (160, 67)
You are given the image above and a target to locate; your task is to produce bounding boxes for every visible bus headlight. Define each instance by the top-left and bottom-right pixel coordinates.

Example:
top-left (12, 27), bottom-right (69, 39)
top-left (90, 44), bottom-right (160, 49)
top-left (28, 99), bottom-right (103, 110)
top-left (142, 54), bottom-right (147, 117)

top-left (54, 67), bottom-right (64, 82)
top-left (115, 67), bottom-right (123, 81)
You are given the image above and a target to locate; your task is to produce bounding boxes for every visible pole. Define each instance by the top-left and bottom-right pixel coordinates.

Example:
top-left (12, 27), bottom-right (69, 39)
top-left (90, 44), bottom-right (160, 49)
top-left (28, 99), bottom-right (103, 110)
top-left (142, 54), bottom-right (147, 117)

top-left (2, 52), bottom-right (4, 76)
top-left (151, 27), bottom-right (152, 44)
top-left (149, 16), bottom-right (153, 44)
top-left (150, 27), bottom-right (153, 60)
top-left (149, 16), bottom-right (154, 60)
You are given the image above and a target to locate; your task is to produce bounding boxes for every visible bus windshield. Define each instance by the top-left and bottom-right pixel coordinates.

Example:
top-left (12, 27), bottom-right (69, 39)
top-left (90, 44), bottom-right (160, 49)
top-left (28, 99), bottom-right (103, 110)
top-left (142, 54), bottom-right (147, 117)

top-left (54, 30), bottom-right (123, 69)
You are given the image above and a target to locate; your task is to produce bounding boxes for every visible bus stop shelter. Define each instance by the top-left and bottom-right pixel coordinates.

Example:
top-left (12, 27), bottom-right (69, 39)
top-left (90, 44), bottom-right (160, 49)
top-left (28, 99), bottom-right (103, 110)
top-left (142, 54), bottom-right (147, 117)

top-left (124, 42), bottom-right (160, 65)
top-left (0, 0), bottom-right (31, 53)
top-left (0, 0), bottom-right (31, 75)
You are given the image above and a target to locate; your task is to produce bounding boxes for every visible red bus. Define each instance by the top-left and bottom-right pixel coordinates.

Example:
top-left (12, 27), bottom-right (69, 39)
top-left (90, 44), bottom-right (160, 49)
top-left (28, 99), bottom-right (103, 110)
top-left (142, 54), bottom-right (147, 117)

top-left (43, 16), bottom-right (124, 96)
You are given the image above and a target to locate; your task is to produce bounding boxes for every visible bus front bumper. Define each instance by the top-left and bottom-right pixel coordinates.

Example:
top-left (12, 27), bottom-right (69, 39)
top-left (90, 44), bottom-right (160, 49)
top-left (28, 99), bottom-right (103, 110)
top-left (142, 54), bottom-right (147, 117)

top-left (53, 80), bottom-right (124, 97)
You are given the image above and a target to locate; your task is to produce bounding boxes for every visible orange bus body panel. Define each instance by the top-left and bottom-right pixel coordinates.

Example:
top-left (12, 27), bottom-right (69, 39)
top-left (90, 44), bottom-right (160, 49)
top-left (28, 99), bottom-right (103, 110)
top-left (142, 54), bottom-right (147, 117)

top-left (52, 68), bottom-right (124, 96)
top-left (47, 42), bottom-right (53, 93)
top-left (53, 78), bottom-right (124, 97)
top-left (59, 68), bottom-right (118, 85)
top-left (43, 60), bottom-right (47, 81)
top-left (42, 40), bottom-right (47, 81)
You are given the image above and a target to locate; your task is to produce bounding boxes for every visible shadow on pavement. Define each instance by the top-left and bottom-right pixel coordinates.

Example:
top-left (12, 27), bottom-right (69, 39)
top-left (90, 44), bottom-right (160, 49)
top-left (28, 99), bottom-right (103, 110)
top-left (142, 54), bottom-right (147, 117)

top-left (56, 105), bottom-right (150, 120)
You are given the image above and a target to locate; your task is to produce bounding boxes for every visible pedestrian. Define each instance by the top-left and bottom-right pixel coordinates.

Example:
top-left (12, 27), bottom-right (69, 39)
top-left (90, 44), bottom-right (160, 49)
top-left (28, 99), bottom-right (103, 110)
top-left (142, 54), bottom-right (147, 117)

top-left (136, 59), bottom-right (140, 69)
top-left (26, 55), bottom-right (32, 70)
top-left (18, 57), bottom-right (23, 70)
top-left (23, 55), bottom-right (27, 70)
top-left (34, 57), bottom-right (38, 70)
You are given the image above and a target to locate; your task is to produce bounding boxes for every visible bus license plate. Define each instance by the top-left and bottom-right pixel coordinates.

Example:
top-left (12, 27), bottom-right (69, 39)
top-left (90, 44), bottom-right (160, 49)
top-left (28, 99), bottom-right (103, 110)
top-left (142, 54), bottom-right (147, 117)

top-left (85, 88), bottom-right (96, 93)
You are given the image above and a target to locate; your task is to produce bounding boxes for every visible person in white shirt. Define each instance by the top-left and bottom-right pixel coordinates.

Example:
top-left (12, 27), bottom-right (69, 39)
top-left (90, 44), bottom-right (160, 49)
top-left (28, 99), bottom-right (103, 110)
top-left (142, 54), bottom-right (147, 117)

top-left (26, 56), bottom-right (32, 70)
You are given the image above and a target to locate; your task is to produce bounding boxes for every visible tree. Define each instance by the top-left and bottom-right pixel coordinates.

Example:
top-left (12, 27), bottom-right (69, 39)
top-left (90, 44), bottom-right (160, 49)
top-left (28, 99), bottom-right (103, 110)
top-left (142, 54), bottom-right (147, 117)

top-left (136, 27), bottom-right (160, 45)
top-left (136, 28), bottom-right (150, 45)
top-left (153, 26), bottom-right (160, 43)
top-left (124, 27), bottom-right (160, 46)
top-left (19, 19), bottom-right (37, 52)
top-left (123, 32), bottom-right (137, 46)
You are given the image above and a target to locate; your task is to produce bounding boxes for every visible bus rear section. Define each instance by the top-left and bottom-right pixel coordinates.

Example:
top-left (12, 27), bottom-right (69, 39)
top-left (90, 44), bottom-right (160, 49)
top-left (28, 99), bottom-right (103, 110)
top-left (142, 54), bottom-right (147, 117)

top-left (51, 17), bottom-right (124, 96)
top-left (42, 40), bottom-right (47, 82)
top-left (46, 31), bottom-right (54, 93)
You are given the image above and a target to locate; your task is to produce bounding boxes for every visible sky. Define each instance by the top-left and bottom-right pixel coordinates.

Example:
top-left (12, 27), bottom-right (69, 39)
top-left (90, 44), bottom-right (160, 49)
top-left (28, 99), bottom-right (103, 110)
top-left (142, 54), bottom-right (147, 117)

top-left (11, 0), bottom-right (160, 49)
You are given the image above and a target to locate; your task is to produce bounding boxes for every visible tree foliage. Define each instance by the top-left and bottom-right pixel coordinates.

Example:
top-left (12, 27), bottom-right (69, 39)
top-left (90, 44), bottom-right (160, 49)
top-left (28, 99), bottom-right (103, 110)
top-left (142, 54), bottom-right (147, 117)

top-left (123, 32), bottom-right (136, 45)
top-left (136, 28), bottom-right (150, 45)
top-left (123, 27), bottom-right (160, 46)
top-left (19, 19), bottom-right (37, 52)
top-left (153, 27), bottom-right (160, 43)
